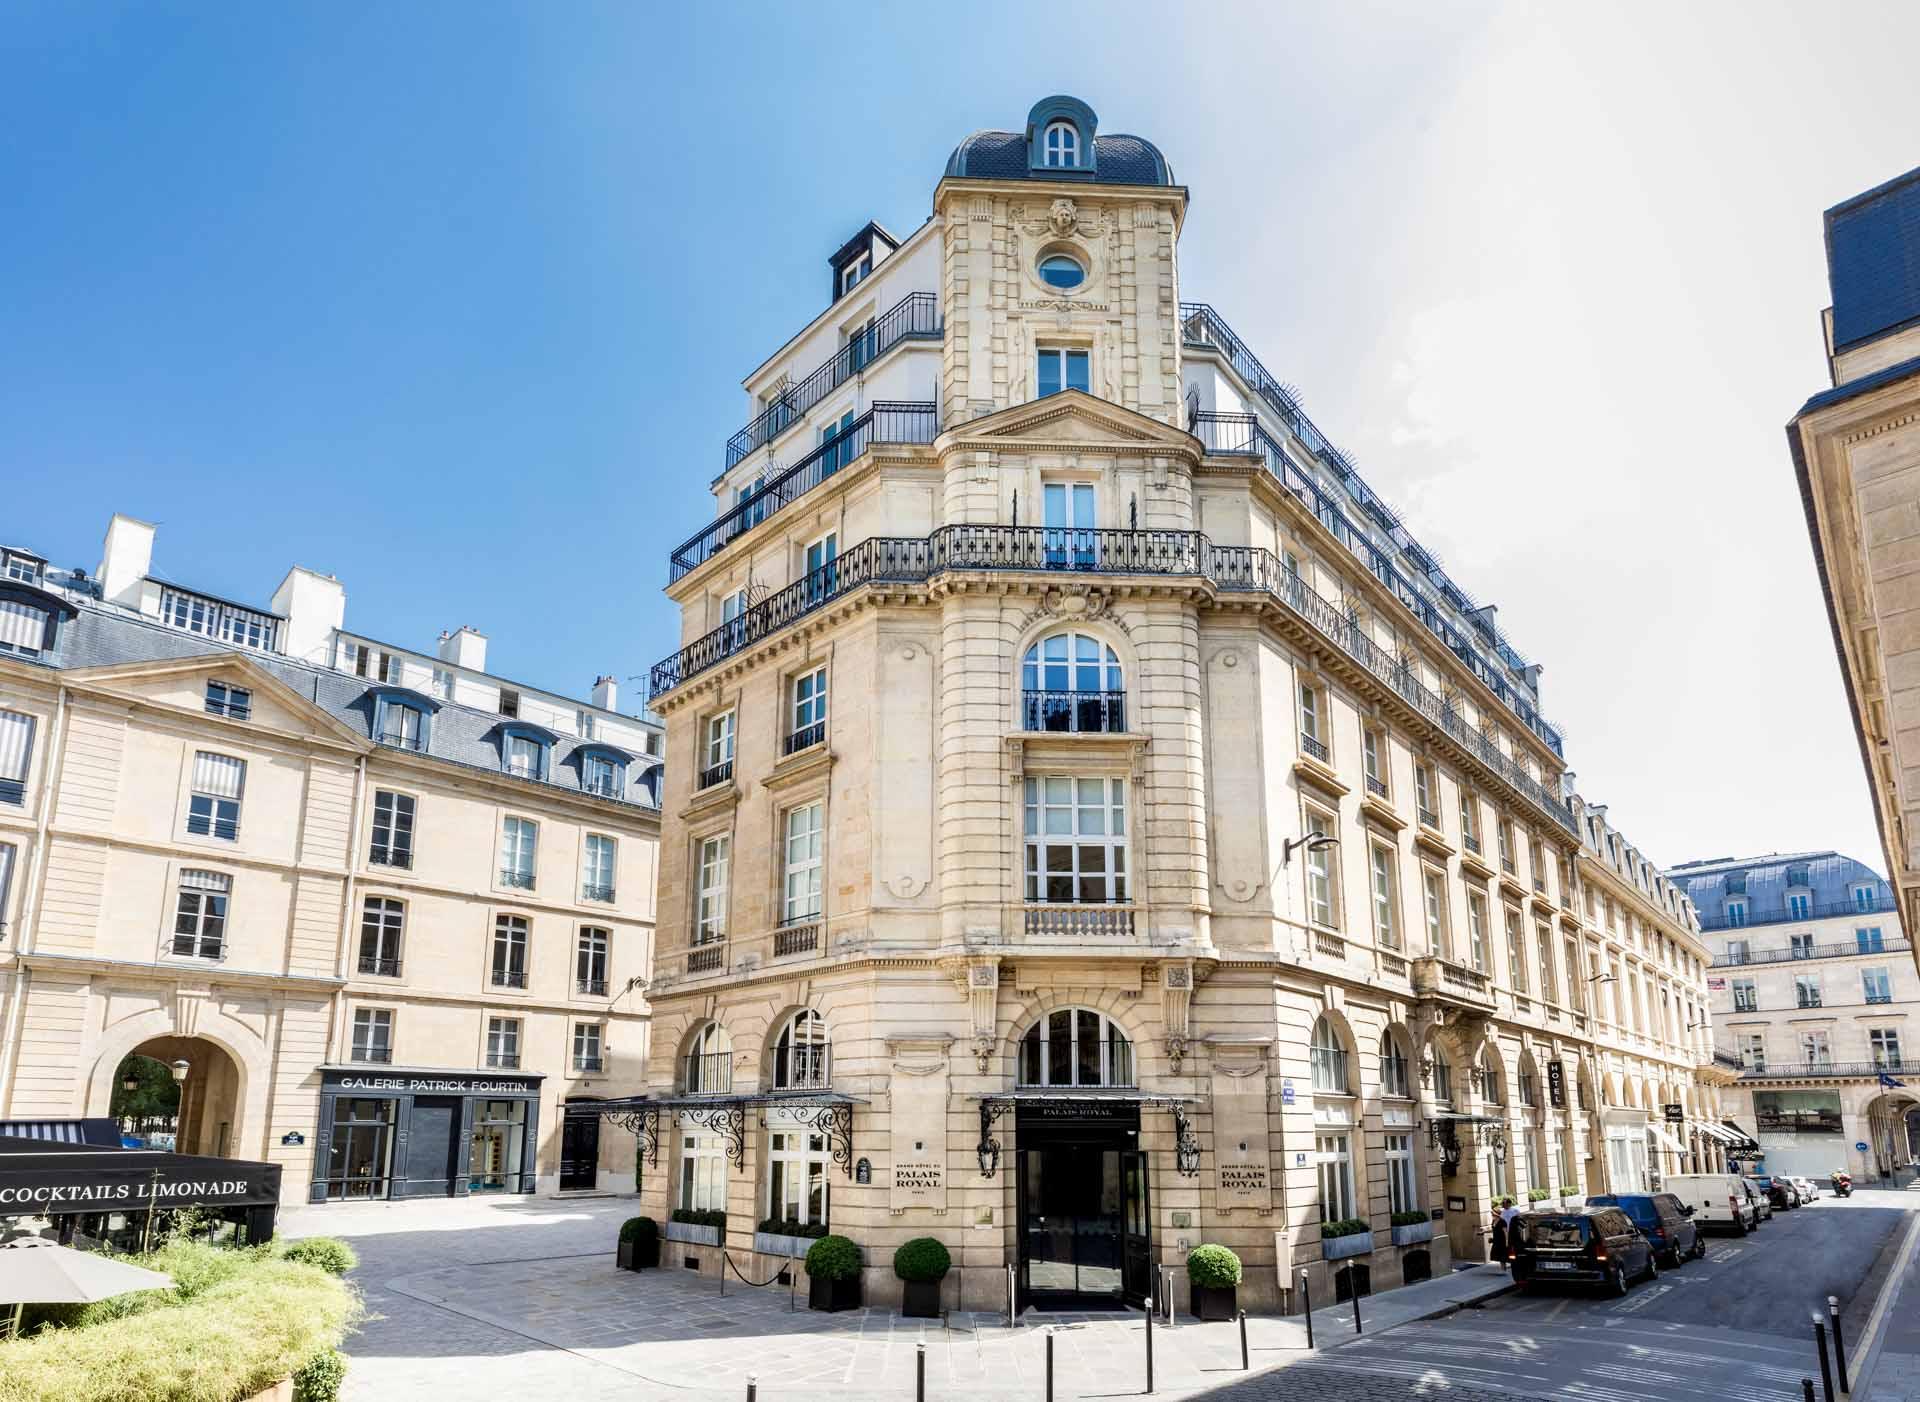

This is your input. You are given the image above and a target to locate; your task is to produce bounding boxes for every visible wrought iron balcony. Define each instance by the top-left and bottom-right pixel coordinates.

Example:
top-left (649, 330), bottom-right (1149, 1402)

top-left (486, 1052), bottom-right (520, 1069)
top-left (491, 968), bottom-right (527, 989)
top-left (1417, 806), bottom-right (1440, 828)
top-left (1740, 1061), bottom-right (1906, 1081)
top-left (1022, 689), bottom-right (1126, 734)
top-left (1364, 774), bottom-right (1388, 799)
top-left (683, 1051), bottom-right (733, 1094)
top-left (1024, 903), bottom-right (1137, 938)
top-left (370, 847), bottom-right (412, 870)
top-left (723, 292), bottom-right (940, 469)
top-left (577, 978), bottom-right (608, 997)
top-left (352, 1046), bottom-right (392, 1064)
top-left (574, 1055), bottom-right (604, 1074)
top-left (773, 1043), bottom-right (832, 1090)
top-left (1712, 936), bottom-right (1910, 967)
top-left (582, 882), bottom-right (615, 903)
top-left (377, 730), bottom-right (428, 752)
top-left (499, 868), bottom-right (534, 890)
top-left (698, 760), bottom-right (734, 790)
top-left (784, 721), bottom-right (827, 755)
top-left (1301, 732), bottom-right (1330, 763)
top-left (677, 399), bottom-right (939, 580)
top-left (358, 955), bottom-right (402, 978)
top-left (1698, 895), bottom-right (1897, 932)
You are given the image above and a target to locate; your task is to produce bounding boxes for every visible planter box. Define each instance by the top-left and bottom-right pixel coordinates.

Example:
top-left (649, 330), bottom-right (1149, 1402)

top-left (1322, 1230), bottom-right (1373, 1261)
top-left (664, 1220), bottom-right (721, 1247)
top-left (617, 1241), bottom-right (634, 1271)
top-left (809, 1275), bottom-right (862, 1312)
top-left (901, 1278), bottom-right (944, 1319)
top-left (1191, 1283), bottom-right (1238, 1322)
top-left (754, 1231), bottom-right (817, 1259)
top-left (1389, 1221), bottom-right (1433, 1247)
top-left (1560, 1195), bottom-right (1585, 1210)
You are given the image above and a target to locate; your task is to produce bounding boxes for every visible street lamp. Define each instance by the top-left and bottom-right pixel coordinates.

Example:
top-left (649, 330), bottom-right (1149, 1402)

top-left (1282, 833), bottom-right (1339, 865)
top-left (171, 1060), bottom-right (190, 1152)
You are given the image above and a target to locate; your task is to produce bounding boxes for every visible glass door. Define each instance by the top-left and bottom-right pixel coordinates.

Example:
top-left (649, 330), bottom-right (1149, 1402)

top-left (1020, 1144), bottom-right (1125, 1306)
top-left (1121, 1149), bottom-right (1152, 1304)
top-left (468, 1099), bottom-right (527, 1193)
top-left (804, 533), bottom-right (838, 606)
top-left (325, 1098), bottom-right (395, 1200)
top-left (1043, 484), bottom-right (1096, 569)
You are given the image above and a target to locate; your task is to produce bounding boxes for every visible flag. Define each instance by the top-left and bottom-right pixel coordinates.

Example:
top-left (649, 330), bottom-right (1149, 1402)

top-left (1878, 1071), bottom-right (1906, 1089)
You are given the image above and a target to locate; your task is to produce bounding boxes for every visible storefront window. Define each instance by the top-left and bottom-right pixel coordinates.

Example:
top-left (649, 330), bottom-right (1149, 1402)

top-left (468, 1098), bottom-right (527, 1193)
top-left (680, 1127), bottom-right (726, 1212)
top-left (326, 1098), bottom-right (395, 1200)
top-left (767, 1118), bottom-right (829, 1228)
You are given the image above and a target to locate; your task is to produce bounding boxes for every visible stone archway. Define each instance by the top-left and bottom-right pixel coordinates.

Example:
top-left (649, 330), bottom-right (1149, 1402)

top-left (84, 1007), bottom-right (268, 1162)
top-left (117, 1037), bottom-right (245, 1157)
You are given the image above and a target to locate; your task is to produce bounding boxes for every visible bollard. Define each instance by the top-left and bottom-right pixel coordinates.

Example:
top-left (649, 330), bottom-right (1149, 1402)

top-left (1301, 1269), bottom-right (1315, 1350)
top-left (1046, 1328), bottom-right (1055, 1402)
top-left (746, 1376), bottom-right (757, 1402)
top-left (1008, 1264), bottom-right (1017, 1330)
top-left (1814, 1320), bottom-right (1836, 1402)
top-left (1828, 1296), bottom-right (1849, 1394)
top-left (1239, 1308), bottom-right (1249, 1370)
top-left (1145, 1284), bottom-right (1156, 1394)
top-left (1350, 1267), bottom-right (1362, 1335)
top-left (1802, 1380), bottom-right (1815, 1402)
top-left (916, 1342), bottom-right (926, 1402)
top-left (789, 1268), bottom-right (796, 1312)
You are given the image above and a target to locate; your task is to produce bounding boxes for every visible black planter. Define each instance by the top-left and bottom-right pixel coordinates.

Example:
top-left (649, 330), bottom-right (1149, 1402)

top-left (634, 1235), bottom-right (659, 1270)
top-left (617, 1241), bottom-right (634, 1271)
top-left (901, 1278), bottom-right (943, 1319)
top-left (809, 1275), bottom-right (863, 1312)
top-left (1192, 1283), bottom-right (1237, 1322)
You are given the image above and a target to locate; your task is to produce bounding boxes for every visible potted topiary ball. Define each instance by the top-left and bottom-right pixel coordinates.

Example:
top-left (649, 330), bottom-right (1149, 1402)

top-left (805, 1233), bottom-right (864, 1312)
top-left (625, 1216), bottom-right (659, 1270)
top-left (1186, 1244), bottom-right (1242, 1322)
top-left (893, 1237), bottom-right (951, 1319)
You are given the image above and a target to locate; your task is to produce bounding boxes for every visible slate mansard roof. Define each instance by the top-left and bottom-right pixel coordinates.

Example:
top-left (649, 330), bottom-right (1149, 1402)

top-left (1825, 163), bottom-right (1920, 353)
top-left (24, 595), bottom-right (662, 813)
top-left (1668, 851), bottom-right (1891, 921)
top-left (943, 130), bottom-right (1175, 187)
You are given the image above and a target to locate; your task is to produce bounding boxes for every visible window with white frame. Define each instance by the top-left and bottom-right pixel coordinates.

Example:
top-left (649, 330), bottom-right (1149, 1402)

top-left (0, 709), bottom-right (35, 804)
top-left (1485, 1138), bottom-right (1510, 1198)
top-left (370, 789), bottom-right (414, 868)
top-left (1414, 762), bottom-right (1437, 823)
top-left (499, 816), bottom-right (537, 889)
top-left (1505, 907), bottom-right (1528, 993)
top-left (0, 600), bottom-right (50, 659)
top-left (1865, 967), bottom-right (1893, 1004)
top-left (1316, 1133), bottom-right (1355, 1222)
top-left (572, 1022), bottom-right (603, 1072)
top-left (1386, 1133), bottom-right (1417, 1215)
top-left (581, 752), bottom-right (621, 798)
top-left (351, 1008), bottom-right (392, 1063)
top-left (679, 1128), bottom-right (726, 1211)
top-left (1042, 119), bottom-right (1079, 167)
top-left (1854, 883), bottom-right (1878, 912)
top-left (1535, 925), bottom-right (1557, 1003)
top-left (1023, 776), bottom-right (1127, 904)
top-left (0, 844), bottom-right (14, 923)
top-left (583, 833), bottom-right (616, 902)
top-left (1298, 682), bottom-right (1327, 761)
top-left (1362, 728), bottom-right (1387, 795)
top-left (768, 1121), bottom-right (830, 1228)
top-left (172, 869), bottom-right (230, 958)
top-left (1459, 790), bottom-right (1480, 851)
top-left (696, 835), bottom-right (730, 942)
top-left (772, 1009), bottom-right (830, 1089)
top-left (1370, 842), bottom-right (1398, 948)
top-left (1794, 973), bottom-right (1822, 1009)
top-left (204, 680), bottom-right (251, 720)
top-left (491, 915), bottom-right (529, 988)
top-left (1526, 1126), bottom-right (1545, 1193)
top-left (1432, 1055), bottom-right (1454, 1104)
top-left (684, 1022), bottom-right (732, 1092)
top-left (1304, 809), bottom-right (1337, 927)
top-left (1422, 869), bottom-right (1448, 955)
top-left (790, 667), bottom-right (828, 748)
top-left (1871, 1028), bottom-right (1903, 1069)
top-left (1738, 1033), bottom-right (1766, 1071)
top-left (576, 927), bottom-right (610, 995)
top-left (1800, 1029), bottom-right (1832, 1067)
top-left (1466, 889), bottom-right (1489, 971)
top-left (186, 752), bottom-right (245, 840)
top-left (1791, 932), bottom-right (1815, 958)
top-left (502, 731), bottom-right (545, 781)
top-left (702, 712), bottom-right (735, 784)
top-left (839, 252), bottom-right (870, 295)
top-left (1380, 1032), bottom-right (1411, 1098)
top-left (1018, 1007), bottom-right (1134, 1087)
top-left (782, 801), bottom-right (823, 925)
top-left (486, 1016), bottom-right (521, 1068)
top-left (357, 896), bottom-right (404, 976)
top-left (1022, 631), bottom-right (1123, 732)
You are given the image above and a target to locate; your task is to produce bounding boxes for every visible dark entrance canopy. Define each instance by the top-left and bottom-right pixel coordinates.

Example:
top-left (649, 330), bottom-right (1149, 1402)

top-left (589, 1091), bottom-right (865, 1175)
top-left (0, 1130), bottom-right (281, 1239)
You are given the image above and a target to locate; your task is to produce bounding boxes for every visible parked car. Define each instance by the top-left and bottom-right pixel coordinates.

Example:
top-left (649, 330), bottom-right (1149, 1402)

top-left (1587, 1192), bottom-right (1704, 1266)
top-left (1748, 1174), bottom-right (1794, 1210)
top-left (1790, 1176), bottom-right (1821, 1202)
top-left (1663, 1173), bottom-right (1760, 1235)
top-left (1741, 1179), bottom-right (1774, 1222)
top-left (1509, 1206), bottom-right (1657, 1296)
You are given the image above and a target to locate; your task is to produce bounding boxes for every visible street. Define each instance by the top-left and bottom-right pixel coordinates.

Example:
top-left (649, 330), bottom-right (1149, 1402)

top-left (1194, 1194), bottom-right (1914, 1402)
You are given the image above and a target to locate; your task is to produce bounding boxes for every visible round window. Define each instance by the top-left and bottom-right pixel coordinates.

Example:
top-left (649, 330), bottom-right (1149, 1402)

top-left (1037, 254), bottom-right (1086, 290)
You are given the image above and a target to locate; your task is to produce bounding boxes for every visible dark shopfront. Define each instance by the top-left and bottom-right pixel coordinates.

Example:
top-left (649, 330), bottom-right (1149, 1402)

top-left (1008, 1098), bottom-right (1154, 1311)
top-left (311, 1067), bottom-right (543, 1203)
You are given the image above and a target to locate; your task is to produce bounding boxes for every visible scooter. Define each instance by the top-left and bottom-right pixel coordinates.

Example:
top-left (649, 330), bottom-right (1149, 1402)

top-left (1830, 1171), bottom-right (1853, 1198)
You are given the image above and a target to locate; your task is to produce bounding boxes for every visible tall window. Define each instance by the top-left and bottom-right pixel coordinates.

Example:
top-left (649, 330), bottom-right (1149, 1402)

top-left (491, 915), bottom-right (529, 988)
top-left (1727, 900), bottom-right (1748, 928)
top-left (1800, 1030), bottom-right (1832, 1067)
top-left (1422, 870), bottom-right (1448, 955)
top-left (790, 667), bottom-right (828, 749)
top-left (1565, 939), bottom-right (1584, 1011)
top-left (499, 816), bottom-right (537, 889)
top-left (583, 833), bottom-right (616, 902)
top-left (1739, 1033), bottom-right (1766, 1071)
top-left (576, 927), bottom-right (610, 995)
top-left (1790, 932), bottom-right (1815, 958)
top-left (1726, 938), bottom-right (1751, 964)
top-left (1732, 977), bottom-right (1757, 1012)
top-left (1380, 1033), bottom-right (1410, 1098)
top-left (696, 835), bottom-right (730, 941)
top-left (782, 802), bottom-right (824, 925)
top-left (1497, 819), bottom-right (1515, 873)
top-left (1036, 347), bottom-right (1090, 397)
top-left (1316, 1133), bottom-right (1355, 1222)
top-left (1023, 777), bottom-right (1127, 904)
top-left (351, 1009), bottom-right (393, 1063)
top-left (378, 700), bottom-right (425, 751)
top-left (772, 1009), bottom-right (830, 1089)
top-left (1864, 967), bottom-right (1893, 1004)
top-left (204, 681), bottom-right (251, 720)
top-left (1298, 683), bottom-right (1326, 761)
top-left (1458, 792), bottom-right (1480, 852)
top-left (702, 712), bottom-right (735, 786)
top-left (1310, 1016), bottom-right (1349, 1093)
top-left (0, 600), bottom-right (50, 659)
top-left (1854, 884), bottom-right (1877, 912)
top-left (502, 732), bottom-right (545, 781)
top-left (1794, 973), bottom-right (1822, 1009)
top-left (1535, 925), bottom-right (1557, 1003)
top-left (1042, 119), bottom-right (1079, 166)
top-left (1386, 1133), bottom-right (1417, 1215)
top-left (0, 709), bottom-right (34, 804)
top-left (1414, 763), bottom-right (1437, 824)
top-left (581, 752), bottom-right (621, 798)
top-left (370, 790), bottom-right (414, 868)
top-left (187, 752), bottom-right (245, 840)
top-left (685, 1022), bottom-right (732, 1093)
top-left (1304, 810), bottom-right (1337, 927)
top-left (172, 870), bottom-right (229, 959)
top-left (1787, 892), bottom-right (1810, 919)
top-left (1022, 632), bottom-right (1123, 732)
top-left (1858, 926), bottom-right (1886, 952)
top-left (1871, 1028), bottom-right (1903, 1069)
top-left (1370, 843), bottom-right (1398, 948)
top-left (1466, 890), bottom-right (1489, 972)
top-left (486, 1017), bottom-right (521, 1068)
top-left (357, 897), bottom-right (404, 976)
top-left (1432, 1055), bottom-right (1454, 1104)
top-left (572, 1022), bottom-right (604, 1072)
top-left (1505, 908), bottom-right (1528, 993)
top-left (679, 1129), bottom-right (725, 1212)
top-left (768, 1121), bottom-right (831, 1228)
top-left (1476, 1050), bottom-right (1503, 1105)
top-left (1018, 1008), bottom-right (1134, 1087)
top-left (1362, 728), bottom-right (1387, 796)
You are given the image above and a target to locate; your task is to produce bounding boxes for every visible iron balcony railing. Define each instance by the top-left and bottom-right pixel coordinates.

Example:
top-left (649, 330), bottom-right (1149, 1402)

top-left (676, 400), bottom-right (940, 581)
top-left (352, 1046), bottom-right (392, 1064)
top-left (1364, 774), bottom-right (1388, 799)
top-left (491, 968), bottom-right (527, 989)
top-left (357, 955), bottom-right (402, 978)
top-left (370, 847), bottom-right (412, 870)
top-left (784, 721), bottom-right (827, 755)
top-left (1301, 732), bottom-right (1330, 763)
top-left (577, 977), bottom-right (609, 997)
top-left (1309, 1046), bottom-right (1349, 1094)
top-left (650, 526), bottom-right (1577, 833)
top-left (1022, 689), bottom-right (1126, 734)
top-left (1741, 1061), bottom-right (1907, 1080)
top-left (574, 1055), bottom-right (604, 1073)
top-left (683, 1052), bottom-right (733, 1094)
top-left (723, 292), bottom-right (940, 469)
top-left (699, 760), bottom-right (734, 790)
top-left (773, 1043), bottom-right (832, 1090)
top-left (1699, 896), bottom-right (1898, 932)
top-left (1017, 1038), bottom-right (1137, 1089)
top-left (485, 1052), bottom-right (520, 1070)
top-left (1713, 936), bottom-right (1911, 967)
top-left (582, 882), bottom-right (615, 903)
top-left (499, 868), bottom-right (534, 890)
top-left (376, 730), bottom-right (428, 752)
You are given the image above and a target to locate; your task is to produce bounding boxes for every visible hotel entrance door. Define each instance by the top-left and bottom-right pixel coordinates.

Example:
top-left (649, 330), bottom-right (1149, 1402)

top-left (1015, 1102), bottom-right (1150, 1310)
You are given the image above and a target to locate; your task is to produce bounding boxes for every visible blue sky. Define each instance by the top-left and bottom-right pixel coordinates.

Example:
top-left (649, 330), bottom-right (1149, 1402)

top-left (6, 2), bottom-right (1918, 869)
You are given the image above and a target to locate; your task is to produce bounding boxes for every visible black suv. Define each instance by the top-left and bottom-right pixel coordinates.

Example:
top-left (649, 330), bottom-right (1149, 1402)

top-left (1587, 1192), bottom-right (1703, 1267)
top-left (1510, 1206), bottom-right (1656, 1295)
top-left (1748, 1175), bottom-right (1794, 1210)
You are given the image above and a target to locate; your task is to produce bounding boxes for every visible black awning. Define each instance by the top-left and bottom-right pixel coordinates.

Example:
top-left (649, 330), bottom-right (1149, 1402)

top-left (1719, 1120), bottom-right (1763, 1153)
top-left (0, 1118), bottom-right (123, 1148)
top-left (0, 1138), bottom-right (282, 1215)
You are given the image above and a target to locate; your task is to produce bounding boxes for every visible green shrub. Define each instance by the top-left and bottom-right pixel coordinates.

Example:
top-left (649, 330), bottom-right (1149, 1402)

top-left (892, 1237), bottom-right (951, 1283)
top-left (292, 1347), bottom-right (348, 1402)
top-left (669, 1208), bottom-right (726, 1231)
top-left (1185, 1244), bottom-right (1242, 1288)
top-left (756, 1217), bottom-right (828, 1239)
top-left (1320, 1217), bottom-right (1370, 1239)
top-left (0, 1250), bottom-right (359, 1402)
top-left (1557, 1184), bottom-right (1579, 1197)
top-left (1526, 1188), bottom-right (1552, 1202)
top-left (618, 1216), bottom-right (660, 1244)
top-left (1389, 1210), bottom-right (1428, 1227)
top-left (804, 1234), bottom-right (862, 1282)
top-left (280, 1237), bottom-right (358, 1276)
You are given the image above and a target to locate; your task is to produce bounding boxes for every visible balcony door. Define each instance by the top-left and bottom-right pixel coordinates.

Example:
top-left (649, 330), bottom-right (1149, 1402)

top-left (1043, 483), bottom-right (1095, 569)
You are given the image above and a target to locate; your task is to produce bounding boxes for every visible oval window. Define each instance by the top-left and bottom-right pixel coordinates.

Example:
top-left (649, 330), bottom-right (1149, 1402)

top-left (1037, 254), bottom-right (1086, 290)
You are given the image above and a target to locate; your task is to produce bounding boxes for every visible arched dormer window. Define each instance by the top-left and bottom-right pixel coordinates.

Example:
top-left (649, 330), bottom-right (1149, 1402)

top-left (576, 743), bottom-right (635, 799)
top-left (368, 686), bottom-right (439, 753)
top-left (683, 1022), bottom-right (732, 1094)
top-left (496, 722), bottom-right (557, 782)
top-left (1025, 96), bottom-right (1099, 177)
top-left (1310, 1016), bottom-right (1349, 1093)
top-left (771, 1009), bottom-right (829, 1090)
top-left (1017, 1007), bottom-right (1133, 1087)
top-left (1021, 631), bottom-right (1123, 732)
top-left (1043, 120), bottom-right (1079, 168)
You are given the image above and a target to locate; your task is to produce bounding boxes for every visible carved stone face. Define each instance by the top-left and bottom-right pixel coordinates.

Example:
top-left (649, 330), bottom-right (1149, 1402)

top-left (1048, 198), bottom-right (1077, 237)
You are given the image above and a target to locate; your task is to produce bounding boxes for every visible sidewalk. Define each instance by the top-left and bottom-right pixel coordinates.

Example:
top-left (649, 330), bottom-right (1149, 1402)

top-left (1851, 1207), bottom-right (1920, 1402)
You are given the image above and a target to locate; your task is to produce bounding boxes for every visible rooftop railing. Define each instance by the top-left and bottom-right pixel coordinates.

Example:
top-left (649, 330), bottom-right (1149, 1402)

top-left (1698, 895), bottom-right (1897, 932)
top-left (723, 291), bottom-right (940, 470)
top-left (1712, 936), bottom-right (1911, 967)
top-left (674, 401), bottom-right (939, 581)
top-left (650, 525), bottom-right (1575, 833)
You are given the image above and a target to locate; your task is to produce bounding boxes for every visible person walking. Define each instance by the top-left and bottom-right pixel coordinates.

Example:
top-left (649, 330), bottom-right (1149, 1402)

top-left (1489, 1200), bottom-right (1509, 1269)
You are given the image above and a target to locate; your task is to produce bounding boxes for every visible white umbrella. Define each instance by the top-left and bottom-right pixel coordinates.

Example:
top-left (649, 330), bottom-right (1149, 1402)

top-left (0, 1239), bottom-right (173, 1338)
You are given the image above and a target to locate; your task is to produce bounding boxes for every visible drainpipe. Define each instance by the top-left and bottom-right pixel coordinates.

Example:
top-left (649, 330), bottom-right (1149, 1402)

top-left (326, 755), bottom-right (369, 1062)
top-left (0, 684), bottom-right (73, 1116)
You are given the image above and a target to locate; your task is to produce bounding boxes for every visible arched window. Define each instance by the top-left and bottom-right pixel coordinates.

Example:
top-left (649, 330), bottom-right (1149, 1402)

top-left (1043, 120), bottom-right (1079, 167)
top-left (1310, 1016), bottom-right (1348, 1093)
top-left (684, 1022), bottom-right (732, 1094)
top-left (1018, 1008), bottom-right (1133, 1087)
top-left (1477, 1049), bottom-right (1504, 1105)
top-left (1379, 1032), bottom-right (1410, 1099)
top-left (1022, 632), bottom-right (1123, 733)
top-left (772, 1010), bottom-right (829, 1090)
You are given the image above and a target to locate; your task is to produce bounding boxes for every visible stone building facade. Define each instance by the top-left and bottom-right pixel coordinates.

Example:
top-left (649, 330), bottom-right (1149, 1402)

top-left (0, 515), bottom-right (661, 1204)
top-left (617, 96), bottom-right (1722, 1315)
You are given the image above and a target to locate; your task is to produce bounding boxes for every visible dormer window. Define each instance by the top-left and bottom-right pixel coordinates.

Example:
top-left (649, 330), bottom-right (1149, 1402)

top-left (839, 254), bottom-right (870, 296)
top-left (577, 744), bottom-right (633, 799)
top-left (1043, 120), bottom-right (1079, 167)
top-left (502, 728), bottom-right (549, 782)
top-left (369, 687), bottom-right (438, 754)
top-left (1, 550), bottom-right (44, 584)
top-left (0, 599), bottom-right (52, 659)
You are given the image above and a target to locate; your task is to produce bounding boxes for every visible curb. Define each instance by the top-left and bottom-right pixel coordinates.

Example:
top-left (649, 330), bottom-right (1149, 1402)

top-left (1410, 1279), bottom-right (1520, 1324)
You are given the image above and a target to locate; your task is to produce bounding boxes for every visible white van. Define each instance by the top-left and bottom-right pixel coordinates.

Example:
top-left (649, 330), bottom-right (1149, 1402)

top-left (1663, 1174), bottom-right (1757, 1234)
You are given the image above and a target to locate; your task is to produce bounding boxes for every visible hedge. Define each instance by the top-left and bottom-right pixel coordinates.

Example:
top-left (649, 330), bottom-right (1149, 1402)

top-left (0, 1242), bottom-right (359, 1402)
top-left (1389, 1210), bottom-right (1428, 1227)
top-left (1526, 1188), bottom-right (1552, 1202)
top-left (1185, 1244), bottom-right (1242, 1288)
top-left (804, 1234), bottom-right (862, 1282)
top-left (1557, 1184), bottom-right (1579, 1196)
top-left (757, 1218), bottom-right (828, 1239)
top-left (670, 1208), bottom-right (726, 1230)
top-left (892, 1237), bottom-right (951, 1283)
top-left (619, 1216), bottom-right (659, 1244)
top-left (1320, 1217), bottom-right (1370, 1239)
top-left (279, 1237), bottom-right (358, 1276)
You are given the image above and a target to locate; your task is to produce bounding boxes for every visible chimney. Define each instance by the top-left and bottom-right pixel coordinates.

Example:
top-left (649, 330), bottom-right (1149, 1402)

top-left (271, 566), bottom-right (347, 663)
top-left (592, 675), bottom-right (618, 711)
top-left (438, 626), bottom-right (488, 673)
top-left (98, 514), bottom-right (155, 609)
